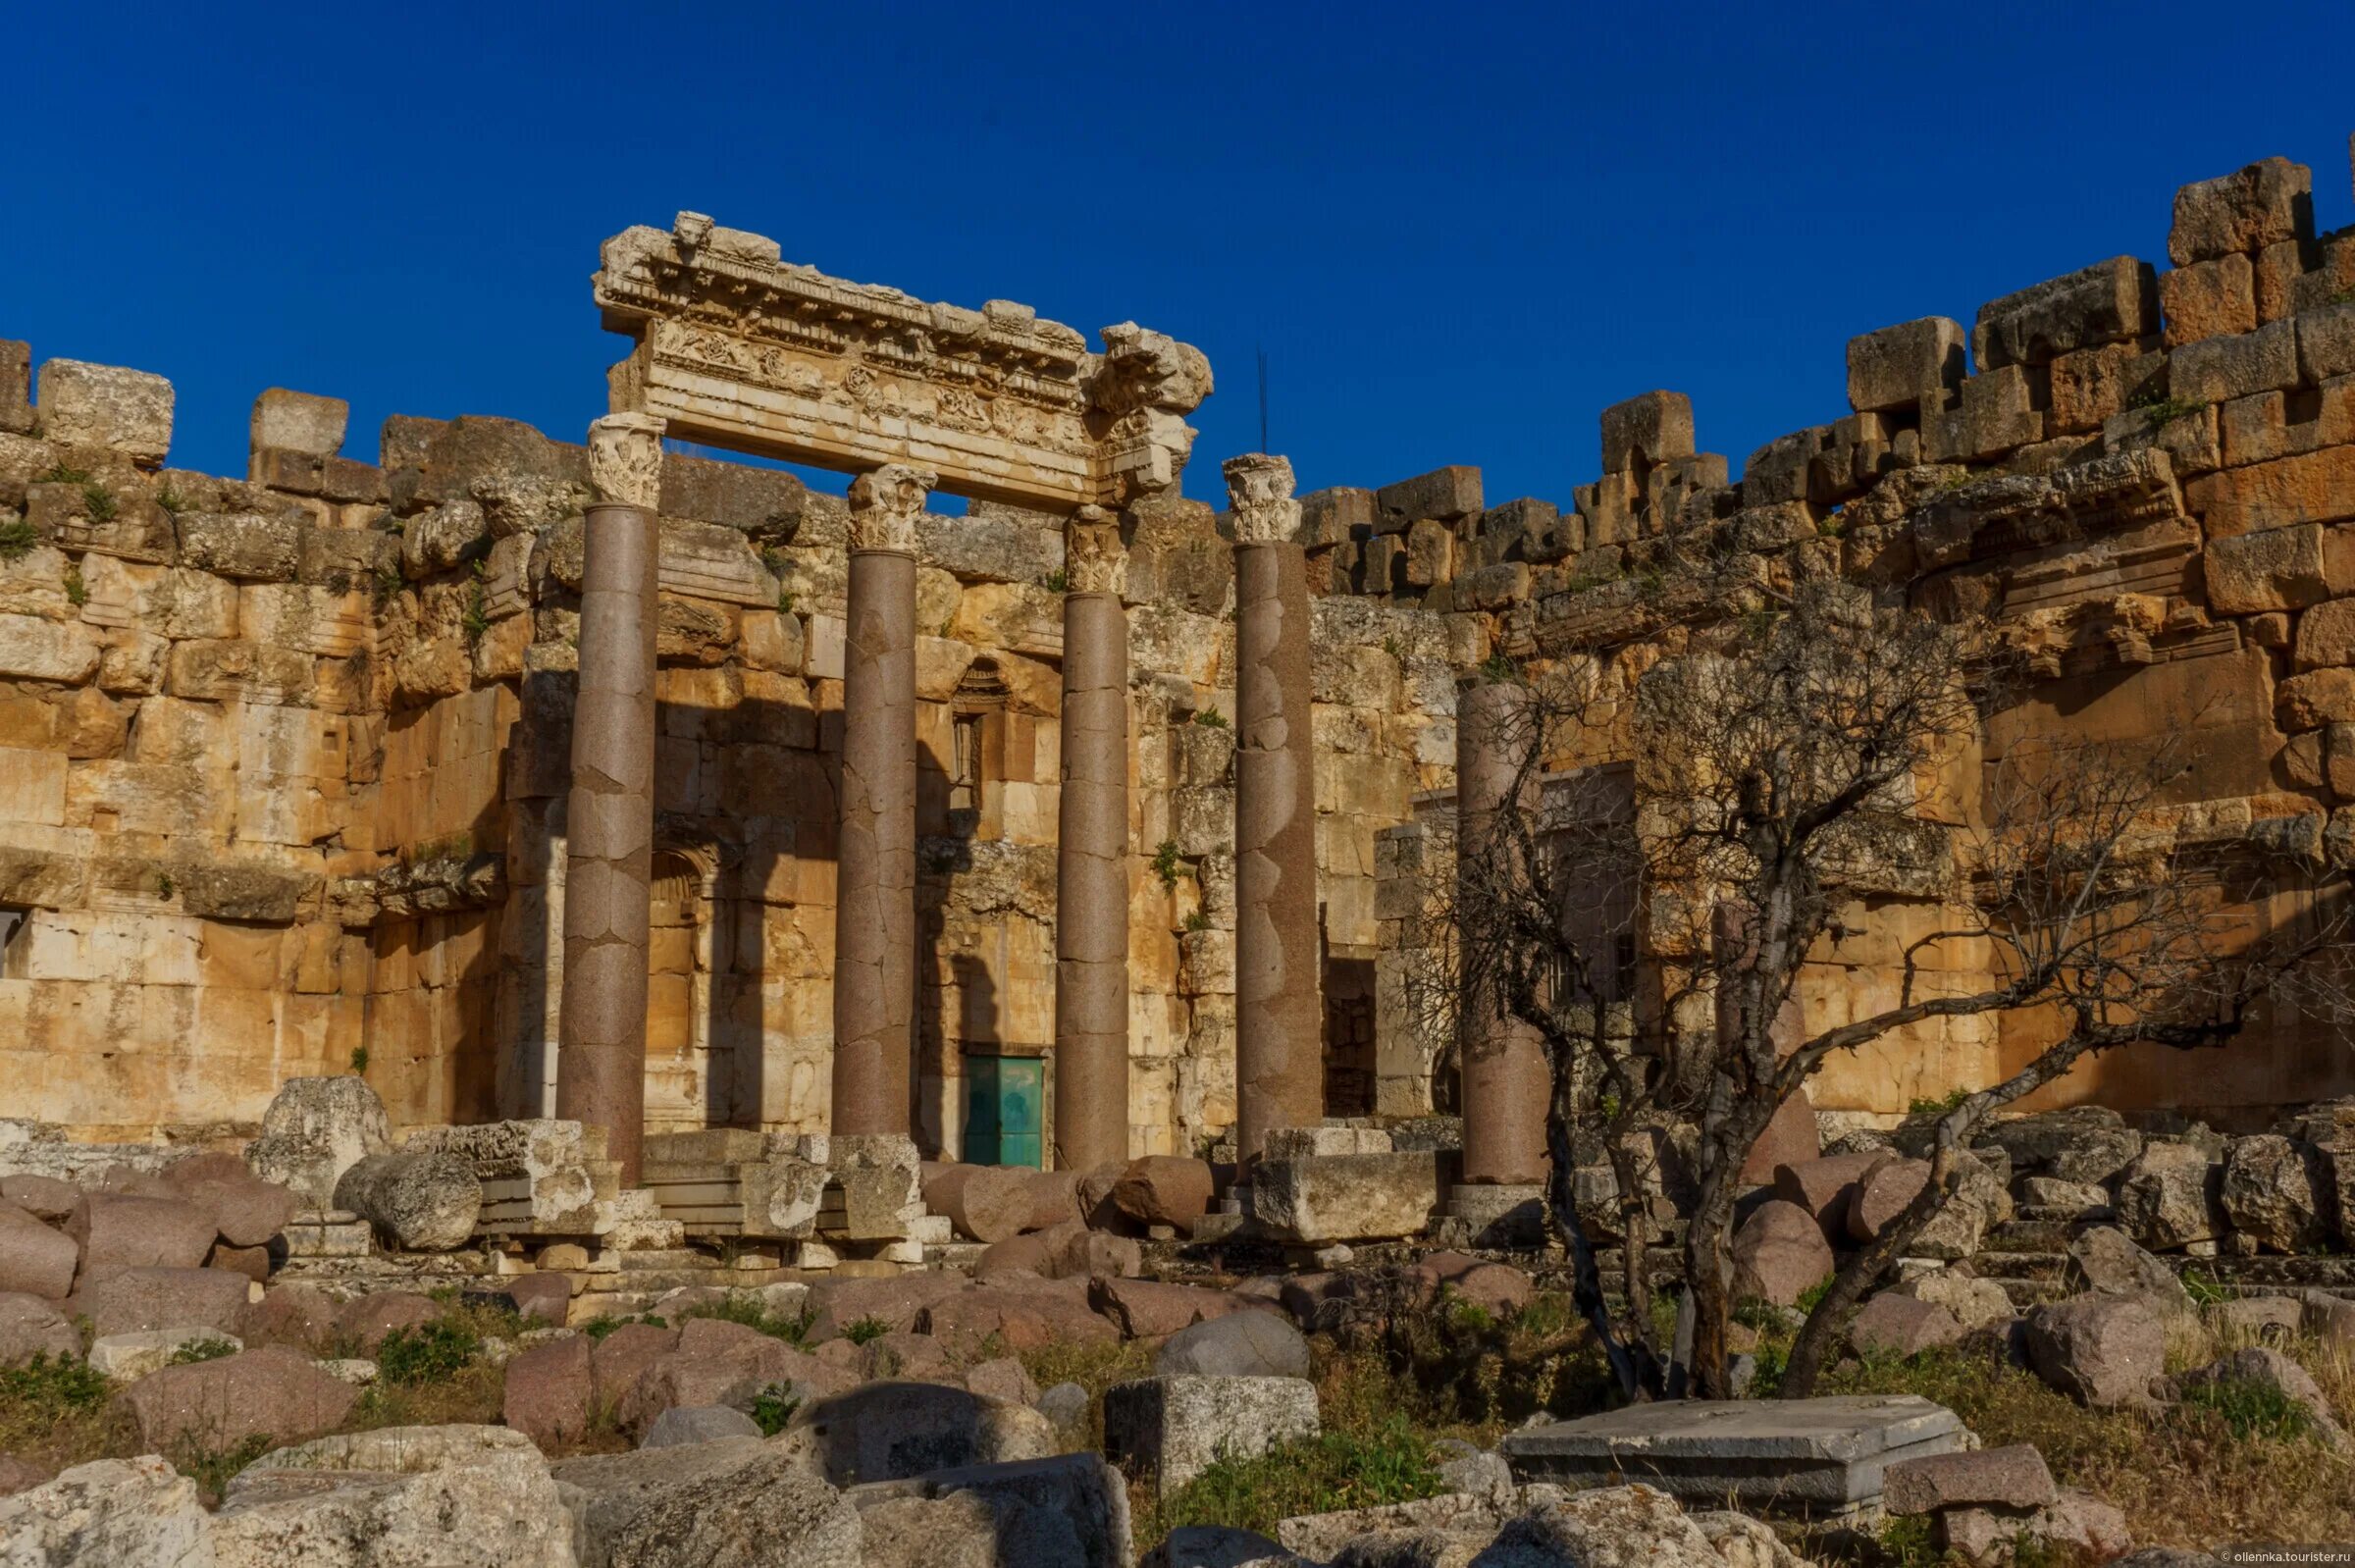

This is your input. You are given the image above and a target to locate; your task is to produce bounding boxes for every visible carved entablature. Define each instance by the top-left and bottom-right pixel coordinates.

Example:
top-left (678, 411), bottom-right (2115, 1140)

top-left (596, 214), bottom-right (1211, 512)
top-left (1910, 449), bottom-right (2184, 571)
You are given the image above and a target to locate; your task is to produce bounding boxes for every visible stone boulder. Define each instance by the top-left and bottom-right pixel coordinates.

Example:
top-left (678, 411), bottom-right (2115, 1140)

top-left (640, 1404), bottom-right (761, 1448)
top-left (1482, 1483), bottom-right (1725, 1568)
top-left (335, 1151), bottom-right (482, 1252)
top-left (619, 1317), bottom-right (849, 1435)
top-left (920, 1163), bottom-right (1046, 1244)
top-left (1104, 1374), bottom-right (1320, 1489)
top-left (963, 1356), bottom-right (1040, 1407)
top-left (0, 1290), bottom-right (79, 1365)
top-left (1113, 1156), bottom-right (1218, 1229)
top-left (1086, 1277), bottom-right (1257, 1339)
top-left (157, 1151), bottom-right (299, 1249)
top-left (239, 1282), bottom-right (340, 1351)
top-left (1882, 1443), bottom-right (2058, 1514)
top-left (339, 1291), bottom-right (441, 1352)
top-left (550, 1438), bottom-right (764, 1567)
top-left (1942, 1490), bottom-right (2131, 1568)
top-left (245, 1075), bottom-right (392, 1209)
top-left (790, 1380), bottom-right (1051, 1486)
top-left (1405, 1251), bottom-right (1534, 1318)
top-left (2022, 1295), bottom-right (2167, 1410)
top-left (1155, 1307), bottom-right (1311, 1379)
top-left (2221, 1134), bottom-right (2326, 1253)
top-left (805, 1271), bottom-right (970, 1341)
top-left (594, 1446), bottom-right (862, 1567)
top-left (1141, 1525), bottom-right (1287, 1568)
top-left (0, 1176), bottom-right (79, 1224)
top-left (66, 1193), bottom-right (216, 1279)
top-left (1848, 1293), bottom-right (1963, 1358)
top-left (921, 1278), bottom-right (1121, 1355)
top-left (0, 1201), bottom-right (76, 1300)
top-left (848, 1452), bottom-right (1131, 1568)
top-left (1890, 1271), bottom-right (2016, 1332)
top-left (975, 1220), bottom-right (1140, 1281)
top-left (210, 1425), bottom-right (576, 1568)
top-left (2212, 1294), bottom-right (2303, 1340)
top-left (117, 1343), bottom-right (358, 1450)
top-left (2016, 1176), bottom-right (2112, 1217)
top-left (590, 1322), bottom-right (681, 1419)
top-left (72, 1265), bottom-right (251, 1338)
top-left (1730, 1200), bottom-right (1834, 1307)
top-left (1978, 1106), bottom-right (2143, 1186)
top-left (2172, 1346), bottom-right (2349, 1448)
top-left (502, 1333), bottom-right (594, 1449)
top-left (2114, 1142), bottom-right (2222, 1249)
top-left (0, 1456), bottom-right (211, 1566)
top-left (1772, 1152), bottom-right (1894, 1240)
top-left (88, 1327), bottom-right (242, 1382)
top-left (2064, 1225), bottom-right (2189, 1308)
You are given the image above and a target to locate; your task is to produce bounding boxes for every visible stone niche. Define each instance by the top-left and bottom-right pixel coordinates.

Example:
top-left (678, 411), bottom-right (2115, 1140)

top-left (594, 213), bottom-right (1213, 511)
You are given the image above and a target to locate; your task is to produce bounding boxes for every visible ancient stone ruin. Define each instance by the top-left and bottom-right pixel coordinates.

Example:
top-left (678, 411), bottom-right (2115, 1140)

top-left (6, 146), bottom-right (2355, 1564)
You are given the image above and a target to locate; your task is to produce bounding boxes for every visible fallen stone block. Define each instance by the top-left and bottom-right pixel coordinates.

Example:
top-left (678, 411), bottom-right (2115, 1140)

top-left (1276, 1490), bottom-right (1509, 1562)
top-left (1112, 1156), bottom-right (1217, 1229)
top-left (1773, 1153), bottom-right (1891, 1240)
top-left (1154, 1306), bottom-right (1311, 1379)
top-left (1501, 1394), bottom-right (1966, 1515)
top-left (116, 1343), bottom-right (357, 1451)
top-left (157, 1150), bottom-right (299, 1249)
top-left (1484, 1483), bottom-right (1731, 1568)
top-left (1104, 1374), bottom-right (1320, 1489)
top-left (502, 1333), bottom-right (594, 1449)
top-left (1848, 1293), bottom-right (1963, 1358)
top-left (335, 1150), bottom-right (483, 1252)
top-left (1250, 1151), bottom-right (1442, 1242)
top-left (210, 1426), bottom-right (574, 1568)
top-left (245, 1075), bottom-right (392, 1209)
top-left (1882, 1443), bottom-right (2058, 1515)
top-left (640, 1403), bottom-right (762, 1449)
top-left (1087, 1276), bottom-right (1256, 1339)
top-left (339, 1290), bottom-right (441, 1351)
top-left (2023, 1294), bottom-right (2168, 1410)
top-left (1941, 1489), bottom-right (2131, 1568)
top-left (2221, 1133), bottom-right (2326, 1253)
top-left (2171, 1345), bottom-right (2348, 1448)
top-left (68, 1192), bottom-right (217, 1278)
top-left (87, 1326), bottom-right (240, 1383)
top-left (549, 1437), bottom-right (769, 1566)
top-left (1731, 1200), bottom-right (1834, 1307)
top-left (0, 1290), bottom-right (80, 1365)
top-left (0, 1200), bottom-right (76, 1300)
top-left (73, 1265), bottom-right (251, 1338)
top-left (0, 1456), bottom-right (209, 1564)
top-left (847, 1452), bottom-right (1131, 1568)
top-left (921, 1279), bottom-right (1120, 1355)
top-left (791, 1379), bottom-right (1052, 1485)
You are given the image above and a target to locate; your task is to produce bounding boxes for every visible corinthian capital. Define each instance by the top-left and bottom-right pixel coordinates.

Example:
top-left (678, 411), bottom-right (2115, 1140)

top-left (1223, 453), bottom-right (1299, 546)
top-left (1065, 504), bottom-right (1126, 596)
top-left (847, 463), bottom-right (935, 553)
top-left (588, 412), bottom-right (666, 509)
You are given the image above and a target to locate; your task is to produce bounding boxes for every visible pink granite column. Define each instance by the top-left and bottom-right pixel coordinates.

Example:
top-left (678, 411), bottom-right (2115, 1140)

top-left (831, 465), bottom-right (932, 1138)
top-left (558, 412), bottom-right (665, 1186)
top-left (1225, 454), bottom-right (1323, 1165)
top-left (1455, 674), bottom-right (1550, 1186)
top-left (1053, 506), bottom-right (1131, 1172)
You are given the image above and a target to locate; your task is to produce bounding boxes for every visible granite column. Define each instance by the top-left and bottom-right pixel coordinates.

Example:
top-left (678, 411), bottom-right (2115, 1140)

top-left (831, 464), bottom-right (931, 1138)
top-left (1226, 454), bottom-right (1323, 1165)
top-left (1053, 506), bottom-right (1131, 1172)
top-left (1454, 674), bottom-right (1550, 1187)
top-left (557, 412), bottom-right (665, 1186)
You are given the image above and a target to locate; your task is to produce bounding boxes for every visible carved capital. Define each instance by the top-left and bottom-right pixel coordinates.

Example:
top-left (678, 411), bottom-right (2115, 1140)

top-left (1223, 453), bottom-right (1299, 546)
top-left (588, 412), bottom-right (666, 509)
top-left (1065, 504), bottom-right (1126, 596)
top-left (847, 463), bottom-right (935, 553)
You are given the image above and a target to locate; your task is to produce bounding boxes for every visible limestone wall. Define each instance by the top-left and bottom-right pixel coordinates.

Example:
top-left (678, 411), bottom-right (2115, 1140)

top-left (7, 139), bottom-right (2355, 1146)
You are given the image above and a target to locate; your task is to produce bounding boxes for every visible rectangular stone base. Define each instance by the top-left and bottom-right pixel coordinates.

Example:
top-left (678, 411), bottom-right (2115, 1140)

top-left (1447, 1183), bottom-right (1548, 1246)
top-left (1501, 1395), bottom-right (1965, 1517)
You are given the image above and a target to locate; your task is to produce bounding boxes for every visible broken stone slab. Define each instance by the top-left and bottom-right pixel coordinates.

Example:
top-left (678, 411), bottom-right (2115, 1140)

top-left (2022, 1294), bottom-right (2168, 1411)
top-left (1248, 1150), bottom-right (1443, 1242)
top-left (1154, 1307), bottom-right (1311, 1379)
top-left (1882, 1443), bottom-right (2058, 1515)
top-left (1275, 1490), bottom-right (1509, 1561)
top-left (244, 1075), bottom-right (393, 1209)
top-left (87, 1327), bottom-right (241, 1383)
top-left (1103, 1374), bottom-right (1321, 1490)
top-left (1940, 1490), bottom-right (2131, 1568)
top-left (0, 1456), bottom-right (210, 1564)
top-left (403, 1120), bottom-right (602, 1233)
top-left (1499, 1394), bottom-right (1967, 1515)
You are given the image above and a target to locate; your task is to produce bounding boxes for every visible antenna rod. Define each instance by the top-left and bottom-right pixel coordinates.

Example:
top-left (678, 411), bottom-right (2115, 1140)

top-left (1257, 346), bottom-right (1269, 452)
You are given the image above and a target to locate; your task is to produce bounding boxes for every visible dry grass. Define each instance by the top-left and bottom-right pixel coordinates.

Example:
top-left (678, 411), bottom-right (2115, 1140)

top-left (0, 1354), bottom-right (135, 1477)
top-left (1826, 1311), bottom-right (2355, 1549)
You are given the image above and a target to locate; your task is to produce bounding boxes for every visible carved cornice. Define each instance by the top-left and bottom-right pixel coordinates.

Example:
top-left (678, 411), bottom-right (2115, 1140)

top-left (847, 464), bottom-right (935, 553)
top-left (1224, 453), bottom-right (1300, 546)
top-left (1065, 504), bottom-right (1126, 596)
top-left (595, 214), bottom-right (1211, 509)
top-left (588, 412), bottom-right (665, 509)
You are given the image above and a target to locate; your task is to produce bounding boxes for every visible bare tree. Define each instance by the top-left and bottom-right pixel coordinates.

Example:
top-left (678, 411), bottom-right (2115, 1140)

top-left (1450, 578), bottom-right (2352, 1401)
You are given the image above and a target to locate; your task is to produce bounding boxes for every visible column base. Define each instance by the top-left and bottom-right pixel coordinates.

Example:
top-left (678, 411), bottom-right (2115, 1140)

top-left (1442, 1182), bottom-right (1550, 1248)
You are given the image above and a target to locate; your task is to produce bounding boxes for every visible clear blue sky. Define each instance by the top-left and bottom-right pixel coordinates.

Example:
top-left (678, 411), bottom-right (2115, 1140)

top-left (8, 2), bottom-right (2353, 510)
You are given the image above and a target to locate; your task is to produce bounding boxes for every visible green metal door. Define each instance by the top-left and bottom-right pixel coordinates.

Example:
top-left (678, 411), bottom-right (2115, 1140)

top-left (964, 1056), bottom-right (1044, 1168)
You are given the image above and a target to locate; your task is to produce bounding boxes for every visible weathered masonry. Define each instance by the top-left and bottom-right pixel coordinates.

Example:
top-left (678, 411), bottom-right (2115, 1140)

top-left (4, 143), bottom-right (2355, 1170)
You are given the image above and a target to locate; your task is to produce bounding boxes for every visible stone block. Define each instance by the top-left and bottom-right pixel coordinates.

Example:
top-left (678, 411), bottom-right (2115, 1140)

top-left (1975, 258), bottom-right (2154, 370)
top-left (2207, 522), bottom-right (2328, 613)
top-left (175, 511), bottom-right (303, 582)
top-left (250, 390), bottom-right (347, 458)
top-left (87, 1327), bottom-right (241, 1383)
top-left (1599, 392), bottom-right (1695, 474)
top-left (2171, 157), bottom-right (2313, 266)
top-left (2298, 302), bottom-right (2355, 385)
top-left (2159, 254), bottom-right (2257, 347)
top-left (1375, 466), bottom-right (1483, 526)
top-left (1103, 1374), bottom-right (1320, 1489)
top-left (1154, 1308), bottom-right (1311, 1378)
top-left (1249, 1150), bottom-right (1442, 1242)
top-left (1298, 487), bottom-right (1374, 548)
top-left (1730, 1199), bottom-right (1834, 1306)
top-left (2191, 448), bottom-right (2355, 538)
top-left (2048, 343), bottom-right (2164, 433)
top-left (0, 341), bottom-right (28, 432)
top-left (72, 1266), bottom-right (251, 1337)
top-left (1502, 1395), bottom-right (1966, 1515)
top-left (1882, 1443), bottom-right (2057, 1515)
top-left (35, 359), bottom-right (174, 463)
top-left (2178, 328), bottom-right (2301, 426)
top-left (658, 449), bottom-right (808, 542)
top-left (1743, 426), bottom-right (1827, 506)
top-left (0, 1202), bottom-right (75, 1300)
top-left (1925, 364), bottom-right (2044, 461)
top-left (2022, 1295), bottom-right (2166, 1410)
top-left (1847, 318), bottom-right (1967, 413)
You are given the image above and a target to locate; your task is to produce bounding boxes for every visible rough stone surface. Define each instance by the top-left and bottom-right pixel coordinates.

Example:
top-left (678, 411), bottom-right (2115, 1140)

top-left (1155, 1308), bottom-right (1312, 1379)
top-left (36, 359), bottom-right (175, 462)
top-left (334, 1151), bottom-right (483, 1252)
top-left (1882, 1444), bottom-right (2058, 1515)
top-left (67, 1193), bottom-right (216, 1278)
top-left (2065, 1225), bottom-right (2189, 1307)
top-left (2172, 1346), bottom-right (2348, 1448)
top-left (2221, 1133), bottom-right (2326, 1252)
top-left (0, 1455), bottom-right (209, 1566)
top-left (0, 1201), bottom-right (77, 1300)
top-left (72, 1265), bottom-right (251, 1338)
top-left (639, 1403), bottom-right (761, 1449)
top-left (1848, 1293), bottom-right (1963, 1358)
top-left (597, 1446), bottom-right (862, 1568)
top-left (87, 1326), bottom-right (240, 1382)
top-left (792, 1380), bottom-right (1049, 1486)
top-left (211, 1425), bottom-right (575, 1568)
top-left (245, 1077), bottom-right (392, 1209)
top-left (0, 1290), bottom-right (80, 1366)
top-left (1730, 1200), bottom-right (1835, 1307)
top-left (1250, 1151), bottom-right (1440, 1242)
top-left (2023, 1295), bottom-right (2168, 1410)
top-left (1104, 1374), bottom-right (1321, 1489)
top-left (117, 1343), bottom-right (358, 1451)
top-left (2115, 1142), bottom-right (2222, 1249)
top-left (1112, 1156), bottom-right (1218, 1229)
top-left (849, 1453), bottom-right (1131, 1568)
